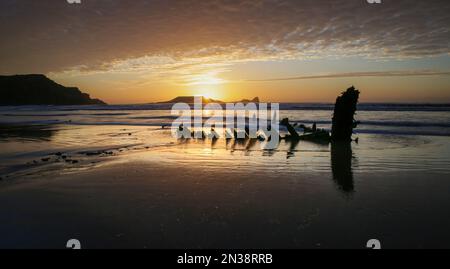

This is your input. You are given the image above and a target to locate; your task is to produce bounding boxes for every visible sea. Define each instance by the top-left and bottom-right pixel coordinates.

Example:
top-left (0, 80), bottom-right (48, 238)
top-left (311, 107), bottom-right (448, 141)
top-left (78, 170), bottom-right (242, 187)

top-left (1, 103), bottom-right (450, 177)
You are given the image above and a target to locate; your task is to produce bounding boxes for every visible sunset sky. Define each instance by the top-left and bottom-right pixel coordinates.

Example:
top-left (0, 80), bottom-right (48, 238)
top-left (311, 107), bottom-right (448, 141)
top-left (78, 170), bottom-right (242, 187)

top-left (1, 0), bottom-right (449, 104)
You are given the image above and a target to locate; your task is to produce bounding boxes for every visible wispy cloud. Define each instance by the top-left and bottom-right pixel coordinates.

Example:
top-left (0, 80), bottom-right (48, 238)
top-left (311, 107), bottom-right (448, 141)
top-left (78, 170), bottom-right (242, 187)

top-left (245, 70), bottom-right (450, 82)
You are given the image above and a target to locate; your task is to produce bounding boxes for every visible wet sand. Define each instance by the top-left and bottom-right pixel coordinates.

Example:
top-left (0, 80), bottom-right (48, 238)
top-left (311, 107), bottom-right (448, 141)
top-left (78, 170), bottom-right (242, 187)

top-left (1, 120), bottom-right (450, 249)
top-left (1, 155), bottom-right (450, 249)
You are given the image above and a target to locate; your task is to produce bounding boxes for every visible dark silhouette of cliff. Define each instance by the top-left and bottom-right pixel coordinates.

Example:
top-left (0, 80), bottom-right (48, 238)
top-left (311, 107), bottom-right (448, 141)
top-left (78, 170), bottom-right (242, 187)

top-left (159, 96), bottom-right (260, 104)
top-left (159, 96), bottom-right (222, 104)
top-left (239, 97), bottom-right (260, 103)
top-left (331, 86), bottom-right (360, 142)
top-left (0, 74), bottom-right (106, 106)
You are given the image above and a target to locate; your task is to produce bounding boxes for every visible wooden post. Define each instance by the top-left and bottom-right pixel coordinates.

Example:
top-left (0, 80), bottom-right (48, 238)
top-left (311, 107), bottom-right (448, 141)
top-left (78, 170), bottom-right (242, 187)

top-left (331, 86), bottom-right (360, 142)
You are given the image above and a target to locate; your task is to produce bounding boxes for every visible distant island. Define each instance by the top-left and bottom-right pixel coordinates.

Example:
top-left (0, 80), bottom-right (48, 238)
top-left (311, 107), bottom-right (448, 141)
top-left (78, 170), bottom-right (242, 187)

top-left (0, 74), bottom-right (106, 106)
top-left (158, 96), bottom-right (259, 104)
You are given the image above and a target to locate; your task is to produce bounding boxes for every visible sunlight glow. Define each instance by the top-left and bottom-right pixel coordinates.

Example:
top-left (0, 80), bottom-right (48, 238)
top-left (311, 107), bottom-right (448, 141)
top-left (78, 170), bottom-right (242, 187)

top-left (185, 72), bottom-right (226, 86)
top-left (191, 90), bottom-right (222, 101)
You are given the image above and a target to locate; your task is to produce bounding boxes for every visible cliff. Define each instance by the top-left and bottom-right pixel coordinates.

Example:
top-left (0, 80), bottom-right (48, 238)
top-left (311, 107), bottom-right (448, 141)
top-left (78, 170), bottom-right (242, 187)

top-left (159, 96), bottom-right (260, 104)
top-left (0, 74), bottom-right (106, 106)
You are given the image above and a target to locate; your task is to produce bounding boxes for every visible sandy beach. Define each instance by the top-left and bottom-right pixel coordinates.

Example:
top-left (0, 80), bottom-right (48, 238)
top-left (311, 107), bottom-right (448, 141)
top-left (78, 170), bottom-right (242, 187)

top-left (1, 122), bottom-right (450, 248)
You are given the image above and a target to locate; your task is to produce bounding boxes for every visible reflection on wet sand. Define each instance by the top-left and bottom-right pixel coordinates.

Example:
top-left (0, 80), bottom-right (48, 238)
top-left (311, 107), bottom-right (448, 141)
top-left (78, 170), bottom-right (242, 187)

top-left (178, 135), bottom-right (357, 196)
top-left (284, 139), bottom-right (356, 195)
top-left (0, 122), bottom-right (358, 197)
top-left (286, 139), bottom-right (300, 159)
top-left (0, 124), bottom-right (57, 141)
top-left (331, 142), bottom-right (354, 194)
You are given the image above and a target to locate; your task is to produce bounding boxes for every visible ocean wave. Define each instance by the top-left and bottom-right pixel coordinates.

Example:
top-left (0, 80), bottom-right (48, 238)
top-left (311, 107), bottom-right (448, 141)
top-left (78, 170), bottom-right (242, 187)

top-left (354, 129), bottom-right (450, 137)
top-left (280, 103), bottom-right (450, 111)
top-left (1, 112), bottom-right (131, 117)
top-left (2, 114), bottom-right (450, 129)
top-left (2, 103), bottom-right (450, 112)
top-left (291, 119), bottom-right (450, 128)
top-left (2, 119), bottom-right (450, 137)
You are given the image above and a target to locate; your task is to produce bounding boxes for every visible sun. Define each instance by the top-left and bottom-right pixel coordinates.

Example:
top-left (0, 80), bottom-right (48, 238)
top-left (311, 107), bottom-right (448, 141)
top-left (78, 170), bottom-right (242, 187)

top-left (187, 73), bottom-right (225, 86)
top-left (191, 87), bottom-right (224, 101)
top-left (193, 92), bottom-right (215, 100)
